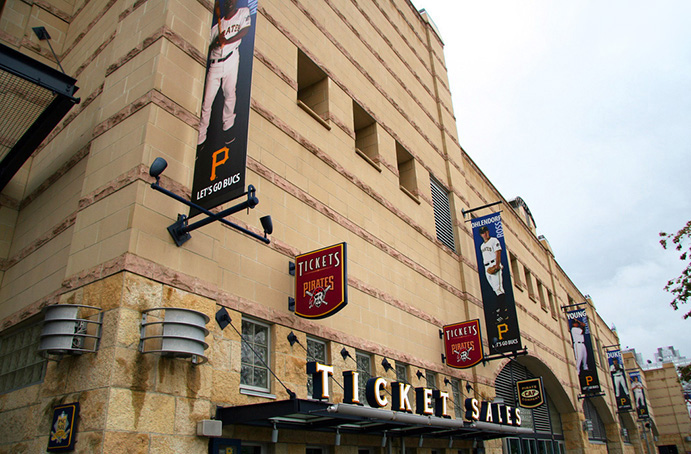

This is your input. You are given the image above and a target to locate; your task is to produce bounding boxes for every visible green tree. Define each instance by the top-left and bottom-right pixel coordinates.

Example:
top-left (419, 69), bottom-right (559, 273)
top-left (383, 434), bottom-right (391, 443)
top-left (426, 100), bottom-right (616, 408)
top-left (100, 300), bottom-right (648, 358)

top-left (659, 220), bottom-right (691, 319)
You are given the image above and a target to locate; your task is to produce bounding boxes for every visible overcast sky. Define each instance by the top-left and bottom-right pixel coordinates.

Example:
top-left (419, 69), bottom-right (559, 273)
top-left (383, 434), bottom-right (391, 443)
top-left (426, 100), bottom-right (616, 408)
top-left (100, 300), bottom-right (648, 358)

top-left (413, 0), bottom-right (691, 362)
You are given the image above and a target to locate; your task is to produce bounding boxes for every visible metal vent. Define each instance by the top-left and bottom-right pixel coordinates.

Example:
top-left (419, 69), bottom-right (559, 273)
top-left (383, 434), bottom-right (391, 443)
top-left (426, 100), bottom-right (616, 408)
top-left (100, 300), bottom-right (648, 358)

top-left (430, 177), bottom-right (455, 252)
top-left (140, 307), bottom-right (209, 364)
top-left (38, 304), bottom-right (102, 359)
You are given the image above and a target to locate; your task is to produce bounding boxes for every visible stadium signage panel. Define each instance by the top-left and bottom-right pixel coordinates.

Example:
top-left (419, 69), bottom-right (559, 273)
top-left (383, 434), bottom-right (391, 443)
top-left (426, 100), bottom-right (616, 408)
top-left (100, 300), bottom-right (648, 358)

top-left (294, 243), bottom-right (347, 319)
top-left (306, 362), bottom-right (520, 426)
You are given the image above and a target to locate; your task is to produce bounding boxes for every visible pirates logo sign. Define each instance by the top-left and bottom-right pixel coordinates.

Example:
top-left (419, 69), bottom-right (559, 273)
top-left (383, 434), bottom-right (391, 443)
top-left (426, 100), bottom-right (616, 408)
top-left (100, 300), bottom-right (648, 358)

top-left (442, 320), bottom-right (483, 369)
top-left (295, 243), bottom-right (347, 319)
top-left (47, 402), bottom-right (79, 452)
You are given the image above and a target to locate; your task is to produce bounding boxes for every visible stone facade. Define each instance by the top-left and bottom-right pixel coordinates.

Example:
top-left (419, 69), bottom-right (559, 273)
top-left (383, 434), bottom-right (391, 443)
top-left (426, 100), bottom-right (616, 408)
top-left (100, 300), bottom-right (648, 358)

top-left (0, 1), bottom-right (674, 453)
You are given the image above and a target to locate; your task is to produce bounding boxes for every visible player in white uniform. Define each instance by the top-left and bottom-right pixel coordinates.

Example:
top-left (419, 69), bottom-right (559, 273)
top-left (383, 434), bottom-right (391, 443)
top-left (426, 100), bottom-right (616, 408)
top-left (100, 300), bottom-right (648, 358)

top-left (479, 226), bottom-right (508, 322)
top-left (570, 318), bottom-right (588, 373)
top-left (197, 0), bottom-right (251, 147)
top-left (631, 376), bottom-right (645, 408)
top-left (610, 357), bottom-right (629, 399)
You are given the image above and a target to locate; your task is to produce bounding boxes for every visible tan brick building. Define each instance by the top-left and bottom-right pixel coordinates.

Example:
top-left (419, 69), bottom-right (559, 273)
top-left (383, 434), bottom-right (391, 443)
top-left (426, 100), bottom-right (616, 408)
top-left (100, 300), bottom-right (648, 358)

top-left (0, 1), bottom-right (671, 453)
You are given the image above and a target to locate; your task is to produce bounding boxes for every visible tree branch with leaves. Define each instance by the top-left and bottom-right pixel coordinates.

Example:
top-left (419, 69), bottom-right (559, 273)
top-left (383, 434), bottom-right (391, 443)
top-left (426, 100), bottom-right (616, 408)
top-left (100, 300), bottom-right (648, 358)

top-left (660, 220), bottom-right (691, 319)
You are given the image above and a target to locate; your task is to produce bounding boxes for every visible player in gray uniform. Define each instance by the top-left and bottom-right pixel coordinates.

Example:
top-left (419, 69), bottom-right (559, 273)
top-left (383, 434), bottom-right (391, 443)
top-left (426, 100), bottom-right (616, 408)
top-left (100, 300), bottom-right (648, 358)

top-left (197, 0), bottom-right (251, 148)
top-left (479, 226), bottom-right (508, 322)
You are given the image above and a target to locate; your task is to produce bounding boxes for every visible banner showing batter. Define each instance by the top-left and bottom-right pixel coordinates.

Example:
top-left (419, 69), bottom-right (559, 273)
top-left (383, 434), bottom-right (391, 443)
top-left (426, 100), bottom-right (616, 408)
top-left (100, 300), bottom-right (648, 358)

top-left (606, 348), bottom-right (632, 412)
top-left (566, 309), bottom-right (601, 394)
top-left (471, 212), bottom-right (521, 355)
top-left (628, 370), bottom-right (649, 419)
top-left (191, 0), bottom-right (258, 214)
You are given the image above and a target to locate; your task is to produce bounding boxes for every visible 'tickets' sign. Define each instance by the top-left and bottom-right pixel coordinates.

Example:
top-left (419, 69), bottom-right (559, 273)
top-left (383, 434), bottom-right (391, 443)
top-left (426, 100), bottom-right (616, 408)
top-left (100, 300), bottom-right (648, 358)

top-left (295, 243), bottom-right (347, 319)
top-left (516, 377), bottom-right (544, 408)
top-left (442, 320), bottom-right (483, 369)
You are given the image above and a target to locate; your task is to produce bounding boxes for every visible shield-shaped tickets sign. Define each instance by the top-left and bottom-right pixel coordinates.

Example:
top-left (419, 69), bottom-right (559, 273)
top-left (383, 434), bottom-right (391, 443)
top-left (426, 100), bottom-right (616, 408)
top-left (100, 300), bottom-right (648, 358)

top-left (443, 320), bottom-right (483, 369)
top-left (295, 243), bottom-right (347, 319)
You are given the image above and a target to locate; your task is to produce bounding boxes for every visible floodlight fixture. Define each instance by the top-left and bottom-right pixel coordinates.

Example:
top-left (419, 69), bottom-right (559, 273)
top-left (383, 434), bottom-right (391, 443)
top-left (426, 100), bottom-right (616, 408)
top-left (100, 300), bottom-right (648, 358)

top-left (148, 157), bottom-right (272, 246)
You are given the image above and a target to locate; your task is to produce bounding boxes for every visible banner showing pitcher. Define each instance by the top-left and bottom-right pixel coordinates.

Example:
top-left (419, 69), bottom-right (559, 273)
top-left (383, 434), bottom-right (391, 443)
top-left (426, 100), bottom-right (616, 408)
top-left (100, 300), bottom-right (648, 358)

top-left (606, 348), bottom-right (632, 412)
top-left (471, 212), bottom-right (521, 355)
top-left (191, 0), bottom-right (258, 214)
top-left (566, 309), bottom-right (601, 394)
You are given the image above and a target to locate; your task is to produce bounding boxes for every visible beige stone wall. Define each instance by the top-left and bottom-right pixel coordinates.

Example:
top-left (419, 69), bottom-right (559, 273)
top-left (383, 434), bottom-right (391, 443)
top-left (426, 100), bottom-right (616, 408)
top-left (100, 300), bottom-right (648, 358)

top-left (0, 0), bottom-right (648, 453)
top-left (644, 362), bottom-right (691, 453)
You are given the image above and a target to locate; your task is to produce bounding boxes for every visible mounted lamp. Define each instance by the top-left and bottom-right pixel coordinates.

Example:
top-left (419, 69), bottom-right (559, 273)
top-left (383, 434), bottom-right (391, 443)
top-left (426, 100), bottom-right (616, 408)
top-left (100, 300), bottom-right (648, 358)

top-left (148, 157), bottom-right (272, 246)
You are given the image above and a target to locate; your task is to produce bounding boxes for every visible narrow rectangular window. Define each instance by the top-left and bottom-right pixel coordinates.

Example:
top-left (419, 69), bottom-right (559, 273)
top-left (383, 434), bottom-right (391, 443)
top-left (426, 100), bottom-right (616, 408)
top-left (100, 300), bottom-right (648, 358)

top-left (306, 337), bottom-right (327, 395)
top-left (450, 379), bottom-right (463, 419)
top-left (241, 318), bottom-right (270, 393)
top-left (537, 280), bottom-right (547, 310)
top-left (353, 101), bottom-right (380, 170)
top-left (525, 268), bottom-right (536, 300)
top-left (510, 253), bottom-right (522, 288)
top-left (430, 177), bottom-right (456, 252)
top-left (547, 290), bottom-right (556, 317)
top-left (395, 362), bottom-right (408, 383)
top-left (425, 370), bottom-right (437, 389)
top-left (355, 350), bottom-right (372, 405)
top-left (396, 142), bottom-right (417, 200)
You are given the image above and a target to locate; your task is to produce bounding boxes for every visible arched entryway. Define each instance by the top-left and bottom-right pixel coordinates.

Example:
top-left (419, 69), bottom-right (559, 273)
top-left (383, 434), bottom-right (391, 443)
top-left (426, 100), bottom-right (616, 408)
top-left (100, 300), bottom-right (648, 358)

top-left (495, 358), bottom-right (575, 454)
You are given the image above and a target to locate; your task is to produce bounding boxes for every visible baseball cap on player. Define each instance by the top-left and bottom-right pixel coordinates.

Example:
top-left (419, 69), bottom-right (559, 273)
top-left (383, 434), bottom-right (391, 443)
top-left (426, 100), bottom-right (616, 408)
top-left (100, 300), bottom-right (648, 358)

top-left (479, 226), bottom-right (489, 234)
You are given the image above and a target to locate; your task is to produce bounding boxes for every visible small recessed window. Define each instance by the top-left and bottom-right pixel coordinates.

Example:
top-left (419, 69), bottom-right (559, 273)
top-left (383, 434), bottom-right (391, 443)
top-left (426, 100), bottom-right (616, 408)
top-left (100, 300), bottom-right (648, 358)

top-left (353, 101), bottom-right (380, 170)
top-left (396, 142), bottom-right (417, 200)
top-left (297, 49), bottom-right (330, 128)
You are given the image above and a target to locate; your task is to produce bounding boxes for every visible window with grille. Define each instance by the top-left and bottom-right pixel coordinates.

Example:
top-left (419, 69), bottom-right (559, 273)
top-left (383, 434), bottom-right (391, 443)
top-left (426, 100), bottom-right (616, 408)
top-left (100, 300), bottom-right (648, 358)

top-left (241, 318), bottom-right (270, 393)
top-left (426, 370), bottom-right (437, 389)
top-left (583, 399), bottom-right (607, 442)
top-left (306, 337), bottom-right (327, 396)
top-left (430, 177), bottom-right (455, 251)
top-left (495, 360), bottom-right (561, 435)
top-left (356, 350), bottom-right (372, 405)
top-left (450, 379), bottom-right (463, 419)
top-left (0, 318), bottom-right (46, 394)
top-left (395, 362), bottom-right (408, 383)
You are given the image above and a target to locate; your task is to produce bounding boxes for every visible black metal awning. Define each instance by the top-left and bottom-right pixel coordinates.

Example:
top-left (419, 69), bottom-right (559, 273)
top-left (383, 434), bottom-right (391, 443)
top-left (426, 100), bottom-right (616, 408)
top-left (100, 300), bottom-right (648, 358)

top-left (0, 43), bottom-right (79, 191)
top-left (216, 399), bottom-right (534, 441)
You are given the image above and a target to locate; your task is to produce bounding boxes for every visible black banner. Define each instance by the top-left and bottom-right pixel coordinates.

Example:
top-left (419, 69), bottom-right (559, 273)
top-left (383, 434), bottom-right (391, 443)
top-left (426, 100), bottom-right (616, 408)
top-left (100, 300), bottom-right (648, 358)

top-left (191, 0), bottom-right (258, 214)
top-left (629, 370), bottom-right (649, 419)
top-left (566, 308), bottom-right (601, 394)
top-left (606, 348), bottom-right (632, 412)
top-left (471, 212), bottom-right (522, 355)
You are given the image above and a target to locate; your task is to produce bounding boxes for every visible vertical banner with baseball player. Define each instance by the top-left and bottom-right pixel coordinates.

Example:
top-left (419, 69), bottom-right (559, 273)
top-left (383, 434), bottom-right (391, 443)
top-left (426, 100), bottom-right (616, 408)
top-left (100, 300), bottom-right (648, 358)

top-left (471, 212), bottom-right (521, 355)
top-left (294, 243), bottom-right (348, 319)
top-left (566, 308), bottom-right (601, 394)
top-left (628, 370), bottom-right (649, 419)
top-left (442, 320), bottom-right (483, 369)
top-left (606, 348), bottom-right (633, 412)
top-left (191, 0), bottom-right (259, 214)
